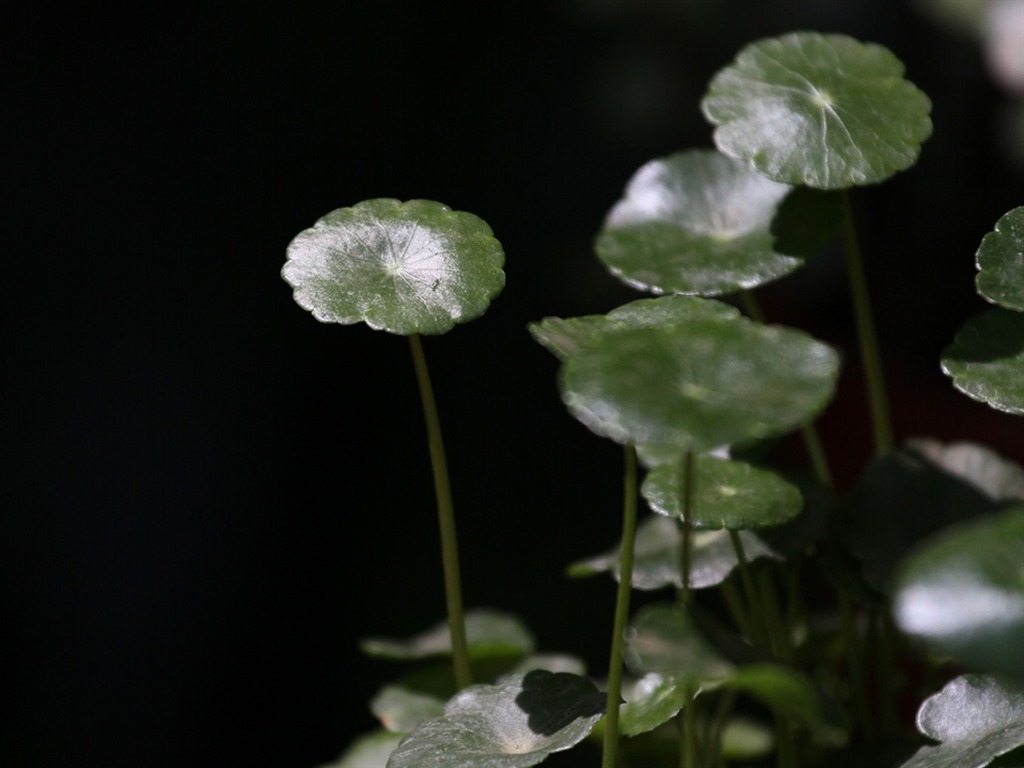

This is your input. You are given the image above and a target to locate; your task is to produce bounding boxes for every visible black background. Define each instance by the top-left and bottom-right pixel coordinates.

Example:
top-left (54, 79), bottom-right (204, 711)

top-left (6, 2), bottom-right (1023, 766)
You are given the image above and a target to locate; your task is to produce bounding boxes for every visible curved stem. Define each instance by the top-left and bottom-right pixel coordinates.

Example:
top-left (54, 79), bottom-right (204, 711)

top-left (602, 445), bottom-right (640, 768)
top-left (408, 333), bottom-right (472, 690)
top-left (841, 190), bottom-right (894, 455)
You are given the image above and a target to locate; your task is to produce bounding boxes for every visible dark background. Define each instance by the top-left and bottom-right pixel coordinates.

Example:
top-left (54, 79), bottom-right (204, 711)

top-left (6, 2), bottom-right (1023, 766)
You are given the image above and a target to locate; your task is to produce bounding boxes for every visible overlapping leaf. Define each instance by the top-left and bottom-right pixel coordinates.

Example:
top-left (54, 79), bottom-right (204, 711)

top-left (594, 150), bottom-right (839, 295)
top-left (322, 730), bottom-right (403, 768)
top-left (642, 455), bottom-right (803, 529)
top-left (282, 198), bottom-right (505, 335)
top-left (702, 32), bottom-right (932, 189)
top-left (568, 515), bottom-right (778, 590)
top-left (385, 671), bottom-right (605, 768)
top-left (942, 307), bottom-right (1024, 416)
top-left (976, 206), bottom-right (1024, 311)
top-left (898, 675), bottom-right (1024, 768)
top-left (559, 314), bottom-right (839, 451)
top-left (894, 507), bottom-right (1024, 682)
top-left (361, 609), bottom-right (534, 660)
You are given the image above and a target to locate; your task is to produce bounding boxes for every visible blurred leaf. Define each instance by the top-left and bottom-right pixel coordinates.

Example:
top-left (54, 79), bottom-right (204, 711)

top-left (372, 686), bottom-right (447, 734)
top-left (595, 150), bottom-right (829, 295)
top-left (942, 308), bottom-right (1024, 415)
top-left (385, 671), bottom-right (605, 768)
top-left (529, 296), bottom-right (739, 362)
top-left (898, 675), bottom-right (1024, 768)
top-left (839, 444), bottom-right (1002, 593)
top-left (624, 603), bottom-right (735, 685)
top-left (619, 673), bottom-right (689, 737)
top-left (320, 729), bottom-right (403, 768)
top-left (362, 609), bottom-right (534, 660)
top-left (559, 315), bottom-right (839, 451)
top-left (907, 439), bottom-right (1024, 502)
top-left (568, 514), bottom-right (779, 590)
top-left (282, 198), bottom-right (505, 335)
top-left (702, 32), bottom-right (932, 188)
top-left (642, 455), bottom-right (803, 529)
top-left (894, 507), bottom-right (1024, 682)
top-left (976, 206), bottom-right (1024, 311)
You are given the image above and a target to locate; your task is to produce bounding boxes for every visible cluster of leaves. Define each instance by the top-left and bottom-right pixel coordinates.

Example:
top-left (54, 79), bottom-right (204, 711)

top-left (281, 32), bottom-right (1024, 768)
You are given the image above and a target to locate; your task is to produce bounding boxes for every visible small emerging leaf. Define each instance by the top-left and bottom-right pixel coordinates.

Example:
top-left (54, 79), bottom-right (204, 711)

top-left (642, 455), bottom-right (803, 530)
top-left (942, 307), bottom-right (1024, 416)
top-left (894, 507), bottom-right (1024, 682)
top-left (568, 514), bottom-right (779, 590)
top-left (976, 206), bottom-right (1024, 311)
top-left (362, 609), bottom-right (534, 660)
top-left (702, 32), bottom-right (933, 189)
top-left (282, 198), bottom-right (505, 335)
top-left (898, 675), bottom-right (1024, 768)
top-left (386, 671), bottom-right (605, 768)
top-left (595, 150), bottom-right (836, 296)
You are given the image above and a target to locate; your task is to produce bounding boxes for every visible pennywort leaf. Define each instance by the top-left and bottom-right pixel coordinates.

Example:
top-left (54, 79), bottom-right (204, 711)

top-left (942, 307), bottom-right (1024, 416)
top-left (702, 32), bottom-right (932, 189)
top-left (976, 206), bottom-right (1024, 311)
top-left (322, 730), bottom-right (403, 768)
top-left (595, 150), bottom-right (835, 296)
top-left (361, 609), bottom-right (534, 660)
top-left (282, 198), bottom-right (505, 335)
top-left (898, 675), bottom-right (1024, 768)
top-left (642, 455), bottom-right (803, 530)
top-left (385, 671), bottom-right (605, 768)
top-left (894, 507), bottom-right (1024, 682)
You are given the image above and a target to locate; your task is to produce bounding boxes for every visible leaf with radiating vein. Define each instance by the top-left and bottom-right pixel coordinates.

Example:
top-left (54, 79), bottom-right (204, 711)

top-left (702, 32), bottom-right (932, 189)
top-left (898, 675), bottom-right (1024, 768)
top-left (942, 308), bottom-right (1024, 416)
top-left (595, 150), bottom-right (840, 296)
top-left (568, 515), bottom-right (779, 590)
top-left (642, 455), bottom-right (803, 529)
top-left (894, 507), bottom-right (1024, 682)
top-left (282, 198), bottom-right (505, 335)
top-left (385, 671), bottom-right (605, 768)
top-left (976, 207), bottom-right (1024, 311)
top-left (559, 315), bottom-right (839, 451)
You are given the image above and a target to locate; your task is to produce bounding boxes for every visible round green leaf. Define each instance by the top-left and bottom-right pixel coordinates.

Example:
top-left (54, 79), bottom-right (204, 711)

top-left (595, 150), bottom-right (837, 295)
top-left (894, 507), bottom-right (1024, 682)
top-left (642, 455), bottom-right (803, 530)
top-left (702, 33), bottom-right (933, 189)
top-left (898, 675), bottom-right (1024, 768)
top-left (908, 439), bottom-right (1024, 502)
top-left (568, 514), bottom-right (779, 590)
top-left (361, 609), bottom-right (534, 660)
top-left (385, 671), bottom-right (605, 768)
top-left (372, 685), bottom-right (448, 734)
top-left (322, 730), bottom-right (403, 768)
top-left (528, 295), bottom-right (740, 362)
top-left (976, 206), bottom-right (1024, 311)
top-left (619, 673), bottom-right (689, 737)
top-left (942, 307), bottom-right (1024, 416)
top-left (624, 604), bottom-right (735, 685)
top-left (559, 315), bottom-right (839, 451)
top-left (282, 198), bottom-right (505, 335)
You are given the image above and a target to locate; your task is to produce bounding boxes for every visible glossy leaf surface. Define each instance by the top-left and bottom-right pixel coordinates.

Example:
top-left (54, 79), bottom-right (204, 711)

top-left (362, 609), bottom-right (534, 660)
top-left (942, 308), bottom-right (1024, 415)
top-left (529, 296), bottom-right (740, 362)
top-left (642, 455), bottom-right (803, 529)
top-left (595, 150), bottom-right (834, 295)
top-left (702, 33), bottom-right (932, 189)
top-left (568, 515), bottom-right (778, 590)
top-left (559, 315), bottom-right (839, 451)
top-left (899, 675), bottom-right (1024, 768)
top-left (976, 207), bottom-right (1024, 311)
top-left (619, 673), bottom-right (689, 736)
top-left (282, 199), bottom-right (505, 335)
top-left (385, 671), bottom-right (605, 768)
top-left (894, 507), bottom-right (1024, 682)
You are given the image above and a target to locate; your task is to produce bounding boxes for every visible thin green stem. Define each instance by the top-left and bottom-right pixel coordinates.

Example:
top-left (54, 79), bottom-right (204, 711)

top-left (678, 451), bottom-right (696, 605)
top-left (679, 686), bottom-right (699, 768)
top-left (704, 689), bottom-right (737, 768)
top-left (602, 445), bottom-right (640, 768)
top-left (757, 569), bottom-right (793, 663)
top-left (720, 576), bottom-right (754, 641)
top-left (408, 333), bottom-right (472, 691)
top-left (728, 530), bottom-right (770, 652)
top-left (739, 289), bottom-right (767, 323)
top-left (841, 190), bottom-right (894, 455)
top-left (840, 593), bottom-right (874, 738)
